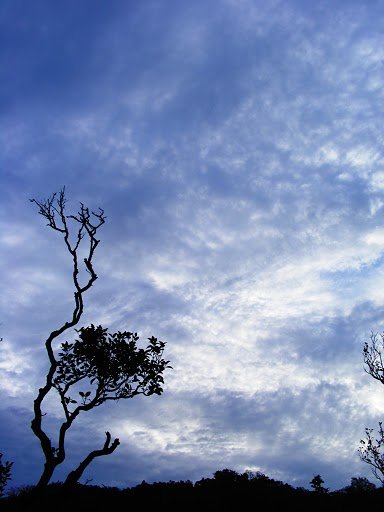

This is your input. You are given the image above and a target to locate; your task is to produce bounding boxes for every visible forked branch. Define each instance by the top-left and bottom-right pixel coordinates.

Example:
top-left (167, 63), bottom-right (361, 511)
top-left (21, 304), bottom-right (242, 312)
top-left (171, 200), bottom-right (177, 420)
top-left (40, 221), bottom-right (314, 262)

top-left (64, 432), bottom-right (120, 486)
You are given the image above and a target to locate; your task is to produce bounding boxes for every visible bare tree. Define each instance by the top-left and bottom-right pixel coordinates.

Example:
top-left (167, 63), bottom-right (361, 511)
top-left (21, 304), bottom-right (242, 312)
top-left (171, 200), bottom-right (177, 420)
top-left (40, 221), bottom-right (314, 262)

top-left (358, 332), bottom-right (384, 484)
top-left (29, 189), bottom-right (170, 487)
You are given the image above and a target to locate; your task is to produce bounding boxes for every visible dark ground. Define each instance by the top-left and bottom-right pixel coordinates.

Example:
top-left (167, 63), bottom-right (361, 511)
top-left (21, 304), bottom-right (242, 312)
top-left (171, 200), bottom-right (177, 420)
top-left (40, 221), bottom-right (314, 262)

top-left (2, 469), bottom-right (383, 511)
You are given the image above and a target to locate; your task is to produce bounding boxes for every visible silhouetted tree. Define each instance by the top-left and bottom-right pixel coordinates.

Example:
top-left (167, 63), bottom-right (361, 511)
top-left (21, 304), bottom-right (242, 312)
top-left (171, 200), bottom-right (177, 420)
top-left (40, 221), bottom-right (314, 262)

top-left (310, 474), bottom-right (328, 493)
top-left (0, 453), bottom-right (12, 498)
top-left (343, 476), bottom-right (376, 493)
top-left (29, 189), bottom-right (171, 488)
top-left (358, 332), bottom-right (384, 483)
top-left (0, 336), bottom-right (13, 497)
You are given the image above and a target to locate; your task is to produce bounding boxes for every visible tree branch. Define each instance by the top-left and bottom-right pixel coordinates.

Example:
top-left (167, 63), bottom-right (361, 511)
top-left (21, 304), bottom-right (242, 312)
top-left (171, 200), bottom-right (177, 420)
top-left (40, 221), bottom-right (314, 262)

top-left (64, 432), bottom-right (120, 486)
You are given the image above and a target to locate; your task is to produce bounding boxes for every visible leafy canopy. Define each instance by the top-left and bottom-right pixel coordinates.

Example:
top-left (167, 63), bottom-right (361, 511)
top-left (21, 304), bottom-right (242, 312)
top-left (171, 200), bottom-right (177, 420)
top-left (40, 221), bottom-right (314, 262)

top-left (53, 324), bottom-right (171, 409)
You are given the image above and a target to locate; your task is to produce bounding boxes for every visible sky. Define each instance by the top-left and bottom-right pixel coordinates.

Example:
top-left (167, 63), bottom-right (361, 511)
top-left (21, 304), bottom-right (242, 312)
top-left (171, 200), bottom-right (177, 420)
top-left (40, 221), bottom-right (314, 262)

top-left (1, 0), bottom-right (384, 493)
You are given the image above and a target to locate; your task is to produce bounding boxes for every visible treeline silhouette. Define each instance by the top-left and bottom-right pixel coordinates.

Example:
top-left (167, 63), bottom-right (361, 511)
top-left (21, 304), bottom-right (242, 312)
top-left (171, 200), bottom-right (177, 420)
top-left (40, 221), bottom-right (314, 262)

top-left (2, 469), bottom-right (383, 511)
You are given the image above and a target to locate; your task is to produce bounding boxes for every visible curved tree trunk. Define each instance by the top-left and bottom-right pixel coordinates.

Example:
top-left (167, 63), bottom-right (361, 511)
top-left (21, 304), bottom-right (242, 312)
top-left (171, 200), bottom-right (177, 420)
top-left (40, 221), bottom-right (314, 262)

top-left (36, 461), bottom-right (58, 488)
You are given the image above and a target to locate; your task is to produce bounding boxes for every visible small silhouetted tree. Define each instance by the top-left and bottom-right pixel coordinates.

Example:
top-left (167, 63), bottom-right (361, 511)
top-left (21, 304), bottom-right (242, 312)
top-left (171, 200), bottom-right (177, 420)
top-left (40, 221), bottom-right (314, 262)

top-left (0, 453), bottom-right (13, 498)
top-left (0, 336), bottom-right (13, 497)
top-left (29, 189), bottom-right (171, 488)
top-left (310, 474), bottom-right (328, 493)
top-left (358, 332), bottom-right (384, 484)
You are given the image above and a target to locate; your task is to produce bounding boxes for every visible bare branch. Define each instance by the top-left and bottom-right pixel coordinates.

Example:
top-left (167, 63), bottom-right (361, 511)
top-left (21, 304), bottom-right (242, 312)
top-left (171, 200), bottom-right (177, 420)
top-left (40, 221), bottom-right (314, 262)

top-left (363, 332), bottom-right (384, 385)
top-left (64, 432), bottom-right (120, 486)
top-left (358, 423), bottom-right (384, 485)
top-left (29, 188), bottom-right (67, 233)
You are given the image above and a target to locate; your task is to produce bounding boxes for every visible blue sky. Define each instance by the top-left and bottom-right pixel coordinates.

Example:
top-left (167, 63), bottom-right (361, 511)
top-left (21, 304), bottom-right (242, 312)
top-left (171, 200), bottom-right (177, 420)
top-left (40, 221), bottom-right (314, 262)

top-left (1, 0), bottom-right (384, 492)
